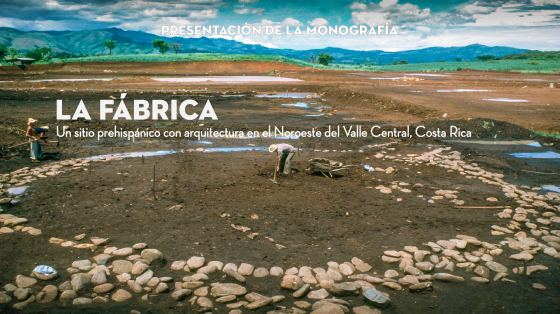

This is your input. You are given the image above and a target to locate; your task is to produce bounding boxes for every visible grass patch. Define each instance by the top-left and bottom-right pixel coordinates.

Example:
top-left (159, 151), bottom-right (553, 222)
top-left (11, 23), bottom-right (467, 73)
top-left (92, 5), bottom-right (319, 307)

top-left (532, 130), bottom-right (560, 139)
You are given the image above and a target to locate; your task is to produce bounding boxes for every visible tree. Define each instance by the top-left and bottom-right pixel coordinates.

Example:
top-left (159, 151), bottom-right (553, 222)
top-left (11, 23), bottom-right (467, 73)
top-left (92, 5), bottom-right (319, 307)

top-left (152, 39), bottom-right (170, 54)
top-left (7, 47), bottom-right (19, 58)
top-left (171, 43), bottom-right (180, 54)
top-left (475, 55), bottom-right (496, 62)
top-left (455, 58), bottom-right (462, 62)
top-left (0, 44), bottom-right (7, 60)
top-left (25, 47), bottom-right (52, 61)
top-left (390, 61), bottom-right (398, 65)
top-left (103, 40), bottom-right (116, 55)
top-left (317, 53), bottom-right (334, 66)
top-left (399, 60), bottom-right (408, 64)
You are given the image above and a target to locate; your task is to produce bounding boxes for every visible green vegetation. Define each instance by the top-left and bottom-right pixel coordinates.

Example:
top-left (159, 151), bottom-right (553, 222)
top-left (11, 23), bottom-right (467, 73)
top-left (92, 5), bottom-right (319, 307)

top-left (500, 50), bottom-right (560, 61)
top-left (476, 55), bottom-right (497, 61)
top-left (25, 47), bottom-right (52, 61)
top-left (0, 44), bottom-right (7, 60)
top-left (103, 40), bottom-right (116, 55)
top-left (532, 129), bottom-right (560, 139)
top-left (318, 53), bottom-right (334, 66)
top-left (171, 43), bottom-right (180, 54)
top-left (152, 39), bottom-right (170, 54)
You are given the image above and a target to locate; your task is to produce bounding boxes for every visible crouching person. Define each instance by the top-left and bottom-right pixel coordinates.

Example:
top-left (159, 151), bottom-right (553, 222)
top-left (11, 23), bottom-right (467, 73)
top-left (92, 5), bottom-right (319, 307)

top-left (269, 144), bottom-right (297, 174)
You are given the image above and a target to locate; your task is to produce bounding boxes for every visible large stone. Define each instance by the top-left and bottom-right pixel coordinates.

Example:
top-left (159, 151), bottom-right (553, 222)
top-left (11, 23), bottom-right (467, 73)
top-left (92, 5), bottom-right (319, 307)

top-left (338, 263), bottom-right (355, 276)
top-left (0, 293), bottom-right (12, 304)
top-left (93, 254), bottom-right (112, 265)
top-left (197, 296), bottom-right (213, 308)
top-left (253, 267), bottom-right (269, 278)
top-left (187, 256), bottom-right (205, 269)
top-left (155, 282), bottom-right (169, 294)
top-left (171, 260), bottom-right (187, 270)
top-left (141, 249), bottom-right (163, 262)
top-left (112, 247), bottom-right (134, 256)
top-left (171, 289), bottom-right (192, 301)
top-left (15, 275), bottom-right (37, 288)
top-left (281, 275), bottom-right (304, 290)
top-left (131, 261), bottom-right (149, 275)
top-left (112, 260), bottom-right (133, 274)
top-left (474, 266), bottom-right (490, 278)
top-left (135, 269), bottom-right (154, 285)
top-left (434, 273), bottom-right (465, 283)
top-left (111, 289), bottom-right (133, 302)
top-left (363, 288), bottom-right (391, 308)
top-left (71, 274), bottom-right (89, 291)
top-left (90, 237), bottom-right (109, 246)
top-left (59, 290), bottom-right (78, 301)
top-left (224, 269), bottom-right (246, 283)
top-left (4, 217), bottom-right (27, 226)
top-left (238, 263), bottom-right (254, 276)
top-left (351, 257), bottom-right (372, 272)
top-left (246, 297), bottom-right (273, 310)
top-left (353, 305), bottom-right (382, 314)
top-left (415, 262), bottom-right (434, 272)
top-left (197, 265), bottom-right (218, 275)
top-left (36, 285), bottom-right (58, 303)
top-left (14, 288), bottom-right (30, 300)
top-left (91, 271), bottom-right (108, 285)
top-left (73, 297), bottom-right (93, 305)
top-left (409, 282), bottom-right (433, 292)
top-left (210, 283), bottom-right (247, 296)
top-left (293, 284), bottom-right (311, 298)
top-left (330, 282), bottom-right (360, 296)
top-left (486, 261), bottom-right (508, 273)
top-left (307, 288), bottom-right (329, 299)
top-left (127, 280), bottom-right (143, 294)
top-left (311, 302), bottom-right (345, 314)
top-left (93, 283), bottom-right (115, 294)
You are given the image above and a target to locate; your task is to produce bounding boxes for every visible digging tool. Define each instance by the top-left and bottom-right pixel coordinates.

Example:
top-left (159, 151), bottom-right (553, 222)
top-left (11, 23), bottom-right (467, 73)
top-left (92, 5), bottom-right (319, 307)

top-left (6, 140), bottom-right (59, 149)
top-left (270, 157), bottom-right (279, 184)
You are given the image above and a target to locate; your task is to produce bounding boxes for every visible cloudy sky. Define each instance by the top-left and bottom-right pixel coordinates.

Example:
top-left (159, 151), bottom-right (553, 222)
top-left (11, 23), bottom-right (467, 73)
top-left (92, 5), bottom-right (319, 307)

top-left (0, 0), bottom-right (559, 51)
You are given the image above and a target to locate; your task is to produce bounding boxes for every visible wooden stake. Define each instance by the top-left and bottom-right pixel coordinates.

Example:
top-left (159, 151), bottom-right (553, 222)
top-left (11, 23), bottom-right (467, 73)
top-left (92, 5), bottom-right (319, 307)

top-left (152, 164), bottom-right (156, 199)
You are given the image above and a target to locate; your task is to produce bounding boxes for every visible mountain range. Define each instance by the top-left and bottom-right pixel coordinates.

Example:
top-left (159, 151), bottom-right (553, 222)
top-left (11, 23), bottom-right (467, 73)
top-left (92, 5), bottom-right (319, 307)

top-left (0, 27), bottom-right (528, 64)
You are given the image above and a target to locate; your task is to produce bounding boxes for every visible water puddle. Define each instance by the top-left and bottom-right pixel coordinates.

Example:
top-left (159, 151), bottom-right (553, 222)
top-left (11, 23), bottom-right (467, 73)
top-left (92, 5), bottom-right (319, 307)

top-left (408, 91), bottom-right (423, 93)
top-left (222, 95), bottom-right (246, 97)
top-left (543, 185), bottom-right (560, 193)
top-left (444, 140), bottom-right (541, 146)
top-left (153, 77), bottom-right (302, 83)
top-left (527, 142), bottom-right (542, 148)
top-left (282, 102), bottom-right (310, 108)
top-left (7, 187), bottom-right (28, 195)
top-left (305, 114), bottom-right (325, 117)
top-left (437, 89), bottom-right (490, 92)
top-left (28, 78), bottom-right (114, 82)
top-left (255, 92), bottom-right (318, 98)
top-left (508, 151), bottom-right (560, 159)
top-left (483, 98), bottom-right (529, 102)
top-left (203, 147), bottom-right (267, 153)
top-left (190, 141), bottom-right (213, 144)
top-left (369, 77), bottom-right (404, 80)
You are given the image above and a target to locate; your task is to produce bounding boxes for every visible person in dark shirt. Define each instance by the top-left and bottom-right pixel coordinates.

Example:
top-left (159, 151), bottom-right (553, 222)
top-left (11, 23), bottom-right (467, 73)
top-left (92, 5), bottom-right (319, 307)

top-left (269, 144), bottom-right (297, 174)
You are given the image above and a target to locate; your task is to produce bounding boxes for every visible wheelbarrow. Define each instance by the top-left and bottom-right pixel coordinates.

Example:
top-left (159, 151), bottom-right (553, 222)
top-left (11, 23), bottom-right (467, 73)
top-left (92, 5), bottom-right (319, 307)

top-left (305, 158), bottom-right (357, 178)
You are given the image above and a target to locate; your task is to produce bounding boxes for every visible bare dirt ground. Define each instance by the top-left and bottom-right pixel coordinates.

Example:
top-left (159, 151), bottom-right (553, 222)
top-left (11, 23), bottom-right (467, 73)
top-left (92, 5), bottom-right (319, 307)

top-left (0, 61), bottom-right (559, 314)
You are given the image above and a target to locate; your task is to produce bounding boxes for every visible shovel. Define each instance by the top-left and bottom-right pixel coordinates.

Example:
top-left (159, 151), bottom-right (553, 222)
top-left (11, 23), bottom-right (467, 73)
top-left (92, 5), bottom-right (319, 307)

top-left (270, 157), bottom-right (279, 184)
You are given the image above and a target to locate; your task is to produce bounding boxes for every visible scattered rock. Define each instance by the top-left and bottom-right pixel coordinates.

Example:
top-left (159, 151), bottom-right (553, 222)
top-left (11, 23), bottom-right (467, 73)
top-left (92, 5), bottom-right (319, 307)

top-left (281, 275), bottom-right (304, 290)
top-left (140, 249), bottom-right (163, 262)
top-left (210, 283), bottom-right (247, 296)
top-left (93, 283), bottom-right (114, 294)
top-left (111, 289), bottom-right (133, 302)
top-left (363, 288), bottom-right (391, 308)
top-left (434, 273), bottom-right (465, 283)
top-left (187, 256), bottom-right (205, 269)
top-left (253, 267), bottom-right (269, 278)
top-left (15, 275), bottom-right (37, 288)
top-left (73, 297), bottom-right (93, 305)
top-left (238, 263), bottom-right (254, 276)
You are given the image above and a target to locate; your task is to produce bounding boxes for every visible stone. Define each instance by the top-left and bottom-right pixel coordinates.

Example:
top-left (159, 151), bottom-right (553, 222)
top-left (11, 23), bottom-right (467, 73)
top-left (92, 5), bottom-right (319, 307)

top-left (308, 288), bottom-right (329, 299)
top-left (270, 266), bottom-right (283, 276)
top-left (352, 257), bottom-right (372, 272)
top-left (295, 301), bottom-right (312, 309)
top-left (533, 283), bottom-right (546, 291)
top-left (194, 287), bottom-right (208, 297)
top-left (93, 254), bottom-right (112, 265)
top-left (338, 263), bottom-right (355, 276)
top-left (330, 283), bottom-right (360, 296)
top-left (4, 217), bottom-right (27, 226)
top-left (223, 263), bottom-right (237, 273)
top-left (471, 277), bottom-right (490, 283)
top-left (253, 267), bottom-right (269, 277)
top-left (510, 252), bottom-right (533, 261)
top-left (409, 282), bottom-right (433, 292)
top-left (141, 249), bottom-right (163, 262)
top-left (197, 265), bottom-right (218, 275)
top-left (0, 293), bottom-right (12, 304)
top-left (384, 269), bottom-right (399, 278)
top-left (327, 269), bottom-right (343, 281)
top-left (91, 271), bottom-right (108, 284)
top-left (112, 289), bottom-right (133, 302)
top-left (15, 275), bottom-right (37, 288)
top-left (133, 243), bottom-right (148, 249)
top-left (4, 283), bottom-right (17, 292)
top-left (112, 260), bottom-right (133, 274)
top-left (302, 274), bottom-right (318, 284)
top-left (398, 275), bottom-right (419, 286)
top-left (71, 274), bottom-right (89, 291)
top-left (210, 283), bottom-right (247, 296)
top-left (93, 283), bottom-right (114, 294)
top-left (117, 273), bottom-right (132, 283)
top-left (415, 262), bottom-right (434, 272)
top-left (434, 273), bottom-right (465, 283)
top-left (353, 305), bottom-right (382, 314)
top-left (0, 227), bottom-right (14, 233)
top-left (113, 247), bottom-right (134, 256)
top-left (404, 266), bottom-right (423, 276)
top-left (281, 275), bottom-right (304, 290)
top-left (147, 277), bottom-right (160, 287)
top-left (171, 260), bottom-right (187, 270)
top-left (14, 288), bottom-right (30, 300)
top-left (135, 270), bottom-right (154, 285)
top-left (208, 261), bottom-right (224, 270)
top-left (224, 269), bottom-right (246, 283)
top-left (186, 256), bottom-right (205, 269)
top-left (197, 296), bottom-right (213, 308)
top-left (216, 295), bottom-right (236, 303)
top-left (73, 297), bottom-right (93, 305)
top-left (155, 282), bottom-right (169, 294)
top-left (363, 288), bottom-right (391, 308)
top-left (127, 281), bottom-right (143, 294)
top-left (131, 261), bottom-right (149, 276)
top-left (486, 261), bottom-right (508, 273)
top-left (182, 281), bottom-right (205, 289)
top-left (474, 266), bottom-right (490, 278)
top-left (382, 282), bottom-right (402, 290)
top-left (190, 273), bottom-right (209, 281)
top-left (171, 289), bottom-right (192, 301)
top-left (382, 256), bottom-right (401, 263)
top-left (90, 237), bottom-right (109, 246)
top-left (311, 302), bottom-right (345, 314)
top-left (238, 263), bottom-right (254, 276)
top-left (93, 296), bottom-right (109, 303)
top-left (60, 290), bottom-right (78, 301)
top-left (293, 284), bottom-right (311, 298)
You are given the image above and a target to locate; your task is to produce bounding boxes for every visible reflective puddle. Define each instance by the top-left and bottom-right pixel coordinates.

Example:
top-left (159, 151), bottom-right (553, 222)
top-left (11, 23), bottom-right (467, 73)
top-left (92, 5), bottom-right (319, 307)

top-left (543, 185), bottom-right (560, 193)
top-left (203, 147), bottom-right (267, 152)
top-left (305, 114), bottom-right (325, 117)
top-left (7, 187), bottom-right (28, 195)
top-left (508, 151), bottom-right (560, 159)
top-left (483, 98), bottom-right (529, 102)
top-left (282, 102), bottom-right (310, 108)
top-left (255, 92), bottom-right (318, 98)
top-left (28, 78), bottom-right (114, 82)
top-left (154, 77), bottom-right (302, 83)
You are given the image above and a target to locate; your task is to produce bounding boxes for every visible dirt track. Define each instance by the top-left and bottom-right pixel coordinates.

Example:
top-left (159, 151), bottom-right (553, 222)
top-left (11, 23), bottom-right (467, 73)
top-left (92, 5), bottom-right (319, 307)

top-left (0, 61), bottom-right (559, 314)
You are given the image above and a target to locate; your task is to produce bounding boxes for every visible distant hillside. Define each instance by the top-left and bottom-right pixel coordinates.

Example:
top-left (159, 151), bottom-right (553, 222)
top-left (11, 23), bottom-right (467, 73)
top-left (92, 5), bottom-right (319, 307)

top-left (499, 50), bottom-right (560, 61)
top-left (0, 27), bottom-right (529, 64)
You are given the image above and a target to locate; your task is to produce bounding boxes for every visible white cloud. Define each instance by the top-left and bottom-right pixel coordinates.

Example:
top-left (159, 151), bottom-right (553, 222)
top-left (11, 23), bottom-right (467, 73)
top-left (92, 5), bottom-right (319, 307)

top-left (238, 0), bottom-right (259, 3)
top-left (461, 2), bottom-right (494, 14)
top-left (233, 35), bottom-right (277, 48)
top-left (188, 9), bottom-right (218, 20)
top-left (282, 17), bottom-right (304, 27)
top-left (465, 5), bottom-right (560, 26)
top-left (416, 26), bottom-right (431, 32)
top-left (308, 18), bottom-right (329, 27)
top-left (380, 0), bottom-right (399, 9)
top-left (349, 2), bottom-right (368, 10)
top-left (351, 11), bottom-right (391, 25)
top-left (233, 8), bottom-right (264, 14)
top-left (532, 0), bottom-right (560, 5)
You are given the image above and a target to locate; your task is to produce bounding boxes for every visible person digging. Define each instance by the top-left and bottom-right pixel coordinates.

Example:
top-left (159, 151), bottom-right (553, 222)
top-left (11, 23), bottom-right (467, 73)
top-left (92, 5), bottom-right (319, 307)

top-left (269, 144), bottom-right (297, 180)
top-left (25, 118), bottom-right (45, 162)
